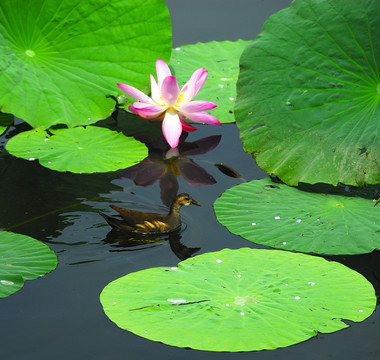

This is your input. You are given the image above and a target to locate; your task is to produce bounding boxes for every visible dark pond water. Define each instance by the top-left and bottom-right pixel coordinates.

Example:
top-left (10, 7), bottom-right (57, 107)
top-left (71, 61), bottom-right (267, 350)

top-left (1, 1), bottom-right (379, 359)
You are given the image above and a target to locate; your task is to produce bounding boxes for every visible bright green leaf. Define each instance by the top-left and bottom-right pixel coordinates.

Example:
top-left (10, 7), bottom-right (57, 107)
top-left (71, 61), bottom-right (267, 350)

top-left (170, 40), bottom-right (251, 123)
top-left (0, 0), bottom-right (172, 128)
top-left (6, 126), bottom-right (148, 173)
top-left (214, 177), bottom-right (380, 255)
top-left (100, 248), bottom-right (376, 352)
top-left (0, 231), bottom-right (57, 298)
top-left (235, 0), bottom-right (380, 186)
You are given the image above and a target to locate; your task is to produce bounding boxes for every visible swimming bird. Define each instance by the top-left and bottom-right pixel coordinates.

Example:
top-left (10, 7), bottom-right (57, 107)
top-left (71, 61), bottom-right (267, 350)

top-left (100, 193), bottom-right (200, 234)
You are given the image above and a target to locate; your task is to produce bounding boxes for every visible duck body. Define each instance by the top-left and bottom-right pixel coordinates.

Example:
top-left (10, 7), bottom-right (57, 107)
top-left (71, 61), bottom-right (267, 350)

top-left (100, 193), bottom-right (200, 234)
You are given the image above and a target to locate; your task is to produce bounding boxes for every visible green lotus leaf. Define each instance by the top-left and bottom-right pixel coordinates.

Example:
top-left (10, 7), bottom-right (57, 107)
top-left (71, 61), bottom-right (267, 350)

top-left (0, 0), bottom-right (172, 129)
top-left (106, 110), bottom-right (164, 140)
top-left (214, 177), bottom-right (380, 255)
top-left (100, 248), bottom-right (376, 352)
top-left (6, 126), bottom-right (148, 173)
top-left (0, 231), bottom-right (57, 298)
top-left (169, 40), bottom-right (251, 123)
top-left (235, 0), bottom-right (380, 186)
top-left (0, 112), bottom-right (13, 135)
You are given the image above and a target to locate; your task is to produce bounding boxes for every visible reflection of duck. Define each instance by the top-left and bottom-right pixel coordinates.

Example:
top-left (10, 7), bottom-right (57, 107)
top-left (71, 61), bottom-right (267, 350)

top-left (103, 227), bottom-right (201, 261)
top-left (100, 193), bottom-right (200, 234)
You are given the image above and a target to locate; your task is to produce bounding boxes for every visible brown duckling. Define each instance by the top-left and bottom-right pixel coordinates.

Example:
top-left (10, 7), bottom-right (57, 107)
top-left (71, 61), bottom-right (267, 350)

top-left (100, 193), bottom-right (201, 234)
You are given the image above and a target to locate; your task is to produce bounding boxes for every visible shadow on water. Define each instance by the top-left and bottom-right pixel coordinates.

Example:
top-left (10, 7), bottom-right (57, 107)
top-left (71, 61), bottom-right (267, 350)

top-left (103, 225), bottom-right (200, 261)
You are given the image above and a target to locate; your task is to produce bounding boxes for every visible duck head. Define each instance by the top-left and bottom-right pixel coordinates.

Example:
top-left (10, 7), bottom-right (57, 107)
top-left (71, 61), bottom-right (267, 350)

top-left (176, 193), bottom-right (201, 207)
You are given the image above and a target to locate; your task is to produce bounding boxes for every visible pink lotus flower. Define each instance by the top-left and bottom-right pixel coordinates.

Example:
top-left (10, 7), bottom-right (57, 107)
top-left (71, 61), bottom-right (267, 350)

top-left (117, 59), bottom-right (221, 148)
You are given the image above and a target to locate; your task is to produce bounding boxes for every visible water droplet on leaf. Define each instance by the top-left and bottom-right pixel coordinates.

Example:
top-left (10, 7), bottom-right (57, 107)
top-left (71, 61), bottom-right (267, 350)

top-left (0, 280), bottom-right (14, 286)
top-left (167, 299), bottom-right (187, 304)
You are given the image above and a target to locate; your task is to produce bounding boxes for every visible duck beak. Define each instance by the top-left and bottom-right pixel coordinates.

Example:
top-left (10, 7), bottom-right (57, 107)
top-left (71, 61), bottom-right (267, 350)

top-left (191, 199), bottom-right (201, 206)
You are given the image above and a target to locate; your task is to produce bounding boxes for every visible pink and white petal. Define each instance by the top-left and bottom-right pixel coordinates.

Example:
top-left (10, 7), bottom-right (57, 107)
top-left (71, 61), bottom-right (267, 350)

top-left (185, 112), bottom-right (221, 125)
top-left (180, 117), bottom-right (197, 132)
top-left (128, 105), bottom-right (139, 115)
top-left (180, 81), bottom-right (189, 95)
top-left (180, 100), bottom-right (217, 113)
top-left (133, 103), bottom-right (165, 119)
top-left (162, 110), bottom-right (182, 148)
top-left (150, 74), bottom-right (161, 104)
top-left (133, 102), bottom-right (164, 112)
top-left (117, 83), bottom-right (153, 104)
top-left (180, 68), bottom-right (205, 102)
top-left (193, 70), bottom-right (208, 97)
top-left (156, 58), bottom-right (172, 88)
top-left (190, 67), bottom-right (205, 83)
top-left (161, 76), bottom-right (180, 107)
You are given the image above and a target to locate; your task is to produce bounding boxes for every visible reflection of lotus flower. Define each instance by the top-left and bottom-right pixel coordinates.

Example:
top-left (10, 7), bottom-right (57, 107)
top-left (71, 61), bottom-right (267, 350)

top-left (117, 59), bottom-right (220, 148)
top-left (122, 134), bottom-right (221, 206)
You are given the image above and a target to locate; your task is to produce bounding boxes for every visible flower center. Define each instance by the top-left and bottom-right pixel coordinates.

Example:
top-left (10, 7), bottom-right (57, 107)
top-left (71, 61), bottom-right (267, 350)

top-left (174, 92), bottom-right (184, 108)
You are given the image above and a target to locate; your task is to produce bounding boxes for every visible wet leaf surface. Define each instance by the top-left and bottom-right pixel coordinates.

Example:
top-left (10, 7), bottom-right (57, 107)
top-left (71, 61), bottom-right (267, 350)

top-left (100, 248), bottom-right (376, 351)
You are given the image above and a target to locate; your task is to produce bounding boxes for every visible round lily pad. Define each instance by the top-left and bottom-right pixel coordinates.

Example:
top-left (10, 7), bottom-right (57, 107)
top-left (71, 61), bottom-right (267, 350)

top-left (235, 0), bottom-right (380, 186)
top-left (0, 0), bottom-right (171, 128)
top-left (214, 177), bottom-right (380, 255)
top-left (170, 40), bottom-right (251, 123)
top-left (6, 126), bottom-right (148, 173)
top-left (0, 231), bottom-right (57, 298)
top-left (100, 248), bottom-right (376, 352)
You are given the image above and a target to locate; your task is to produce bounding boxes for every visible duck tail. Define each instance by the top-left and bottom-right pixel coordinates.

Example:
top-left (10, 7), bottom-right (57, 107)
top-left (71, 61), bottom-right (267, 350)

top-left (99, 213), bottom-right (128, 231)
